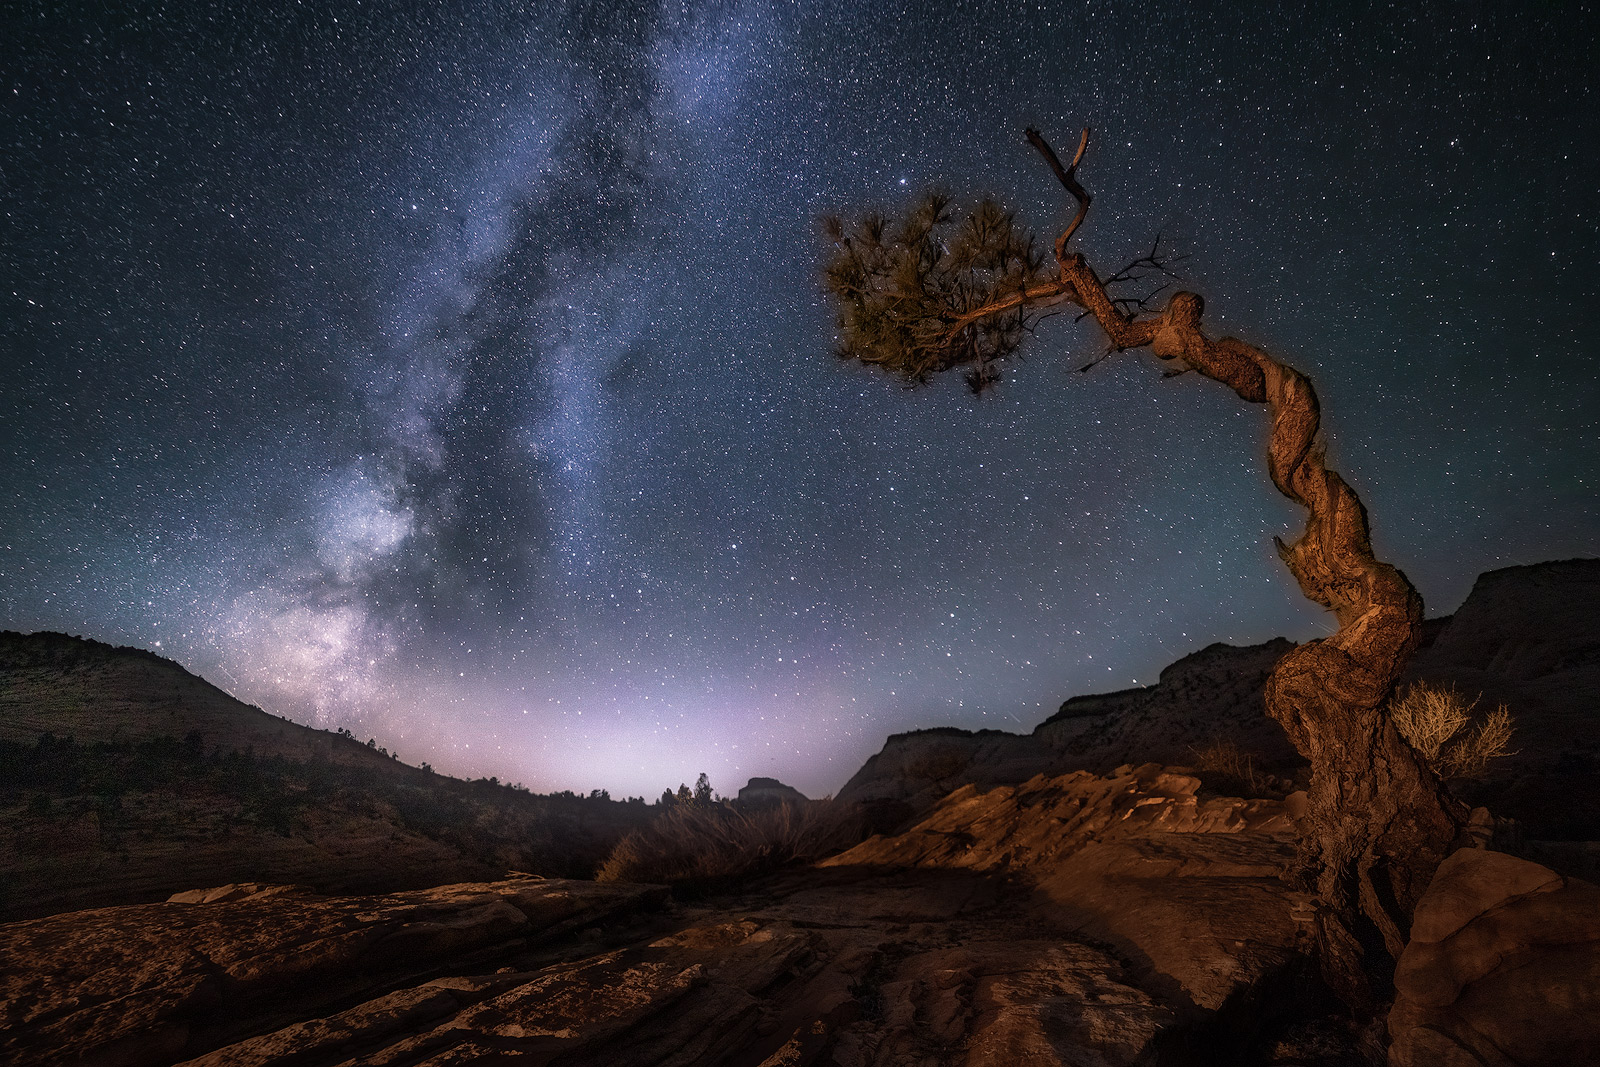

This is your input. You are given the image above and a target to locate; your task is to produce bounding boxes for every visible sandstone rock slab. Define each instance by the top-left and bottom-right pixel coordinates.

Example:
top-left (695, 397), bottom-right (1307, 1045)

top-left (0, 876), bottom-right (667, 1067)
top-left (1389, 848), bottom-right (1600, 1067)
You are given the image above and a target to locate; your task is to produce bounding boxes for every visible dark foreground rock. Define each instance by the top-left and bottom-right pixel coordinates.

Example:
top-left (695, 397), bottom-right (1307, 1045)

top-left (1388, 848), bottom-right (1600, 1066)
top-left (1, 767), bottom-right (1337, 1067)
top-left (8, 766), bottom-right (1594, 1066)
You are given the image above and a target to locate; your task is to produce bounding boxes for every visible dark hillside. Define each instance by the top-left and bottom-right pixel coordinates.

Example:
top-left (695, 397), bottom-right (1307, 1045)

top-left (0, 631), bottom-right (401, 769)
top-left (0, 632), bottom-right (653, 919)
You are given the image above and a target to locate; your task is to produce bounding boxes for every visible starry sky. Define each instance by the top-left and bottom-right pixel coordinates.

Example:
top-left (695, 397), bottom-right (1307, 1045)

top-left (3, 2), bottom-right (1596, 798)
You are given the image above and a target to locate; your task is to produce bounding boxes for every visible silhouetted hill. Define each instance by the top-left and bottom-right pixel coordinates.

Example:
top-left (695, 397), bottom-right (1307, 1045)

top-left (1402, 558), bottom-right (1600, 840)
top-left (0, 631), bottom-right (401, 769)
top-left (838, 559), bottom-right (1600, 841)
top-left (0, 631), bottom-right (654, 920)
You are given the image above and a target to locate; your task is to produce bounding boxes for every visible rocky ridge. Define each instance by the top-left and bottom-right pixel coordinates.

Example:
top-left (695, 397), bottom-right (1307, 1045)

top-left (4, 765), bottom-right (1333, 1067)
top-left (0, 633), bottom-right (654, 920)
top-left (839, 560), bottom-right (1600, 842)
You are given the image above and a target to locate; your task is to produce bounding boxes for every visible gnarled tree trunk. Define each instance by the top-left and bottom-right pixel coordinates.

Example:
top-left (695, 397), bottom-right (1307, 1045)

top-left (1020, 130), bottom-right (1468, 1007)
top-left (825, 126), bottom-right (1471, 1008)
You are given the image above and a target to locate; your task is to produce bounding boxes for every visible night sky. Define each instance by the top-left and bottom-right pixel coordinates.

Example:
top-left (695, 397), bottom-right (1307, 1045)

top-left (3, 2), bottom-right (1596, 798)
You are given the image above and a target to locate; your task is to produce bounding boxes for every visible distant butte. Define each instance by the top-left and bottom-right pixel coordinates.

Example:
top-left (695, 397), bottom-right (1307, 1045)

top-left (735, 776), bottom-right (808, 807)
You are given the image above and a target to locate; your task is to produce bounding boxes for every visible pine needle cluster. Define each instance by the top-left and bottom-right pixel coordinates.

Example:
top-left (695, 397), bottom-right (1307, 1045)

top-left (822, 194), bottom-right (1048, 392)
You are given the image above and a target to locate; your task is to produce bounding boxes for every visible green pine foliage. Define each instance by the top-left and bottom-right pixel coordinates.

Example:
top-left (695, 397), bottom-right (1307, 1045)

top-left (823, 193), bottom-right (1047, 391)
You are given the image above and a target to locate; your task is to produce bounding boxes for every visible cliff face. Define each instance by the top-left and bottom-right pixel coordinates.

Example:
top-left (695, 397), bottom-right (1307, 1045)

top-left (838, 560), bottom-right (1600, 840)
top-left (1035, 637), bottom-right (1299, 770)
top-left (835, 639), bottom-right (1300, 814)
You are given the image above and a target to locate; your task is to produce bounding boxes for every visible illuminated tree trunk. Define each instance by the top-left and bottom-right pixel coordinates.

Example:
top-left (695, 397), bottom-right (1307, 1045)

top-left (825, 126), bottom-right (1471, 1007)
top-left (1021, 129), bottom-right (1467, 1007)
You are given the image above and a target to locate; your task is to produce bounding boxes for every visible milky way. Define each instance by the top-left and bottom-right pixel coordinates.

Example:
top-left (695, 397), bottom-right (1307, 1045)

top-left (4, 2), bottom-right (1597, 797)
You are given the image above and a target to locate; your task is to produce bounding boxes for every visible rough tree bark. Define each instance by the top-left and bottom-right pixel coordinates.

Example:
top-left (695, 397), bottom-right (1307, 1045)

top-left (830, 127), bottom-right (1469, 1009)
top-left (1036, 128), bottom-right (1470, 1007)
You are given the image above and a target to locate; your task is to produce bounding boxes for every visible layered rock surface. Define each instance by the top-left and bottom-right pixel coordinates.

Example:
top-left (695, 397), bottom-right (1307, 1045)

top-left (1387, 848), bottom-right (1600, 1067)
top-left (825, 764), bottom-right (1311, 1019)
top-left (2, 767), bottom-right (1330, 1067)
top-left (1, 876), bottom-right (671, 1067)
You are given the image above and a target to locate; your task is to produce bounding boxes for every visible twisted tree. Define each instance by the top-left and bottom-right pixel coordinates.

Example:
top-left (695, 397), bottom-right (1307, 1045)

top-left (823, 127), bottom-right (1467, 1009)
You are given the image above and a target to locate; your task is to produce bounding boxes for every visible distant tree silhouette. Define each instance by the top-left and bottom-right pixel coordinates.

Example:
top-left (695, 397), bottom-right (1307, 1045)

top-left (693, 772), bottom-right (714, 805)
top-left (823, 127), bottom-right (1467, 1010)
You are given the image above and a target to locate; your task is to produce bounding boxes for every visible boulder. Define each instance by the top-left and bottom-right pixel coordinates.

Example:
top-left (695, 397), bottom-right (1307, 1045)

top-left (1388, 847), bottom-right (1600, 1066)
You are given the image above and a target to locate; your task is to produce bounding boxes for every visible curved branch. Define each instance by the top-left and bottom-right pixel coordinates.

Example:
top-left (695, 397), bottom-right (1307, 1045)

top-left (1018, 127), bottom-right (1466, 1008)
top-left (822, 128), bottom-right (1469, 1006)
top-left (938, 281), bottom-right (1077, 345)
top-left (1025, 127), bottom-right (1092, 272)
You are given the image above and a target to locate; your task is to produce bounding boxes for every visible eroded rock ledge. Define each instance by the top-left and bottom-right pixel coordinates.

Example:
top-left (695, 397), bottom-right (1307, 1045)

top-left (4, 765), bottom-right (1593, 1066)
top-left (1, 767), bottom-right (1320, 1067)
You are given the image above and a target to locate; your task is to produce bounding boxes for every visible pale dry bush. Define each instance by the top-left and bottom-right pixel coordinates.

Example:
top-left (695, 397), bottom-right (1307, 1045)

top-left (595, 799), bottom-right (867, 887)
top-left (1389, 682), bottom-right (1516, 779)
top-left (1187, 737), bottom-right (1265, 795)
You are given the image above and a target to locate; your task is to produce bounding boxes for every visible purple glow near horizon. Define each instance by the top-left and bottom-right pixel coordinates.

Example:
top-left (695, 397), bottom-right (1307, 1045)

top-left (3, 2), bottom-right (1596, 797)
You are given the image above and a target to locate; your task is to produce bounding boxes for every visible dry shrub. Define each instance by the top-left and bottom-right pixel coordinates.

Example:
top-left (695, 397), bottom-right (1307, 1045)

top-left (1389, 682), bottom-right (1516, 780)
top-left (595, 799), bottom-right (867, 888)
top-left (1188, 737), bottom-right (1266, 795)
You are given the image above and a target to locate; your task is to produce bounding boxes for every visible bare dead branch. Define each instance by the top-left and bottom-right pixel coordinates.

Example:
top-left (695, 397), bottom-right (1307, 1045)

top-left (1077, 348), bottom-right (1112, 373)
top-left (1025, 126), bottom-right (1092, 272)
top-left (1103, 234), bottom-right (1188, 289)
top-left (938, 281), bottom-right (1076, 344)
